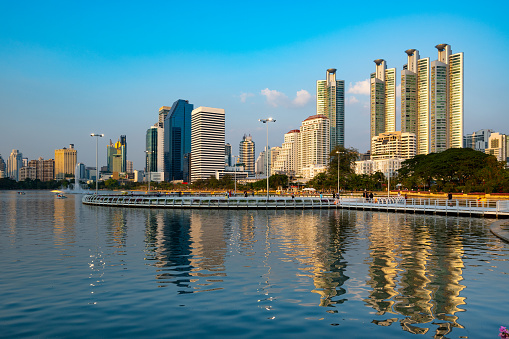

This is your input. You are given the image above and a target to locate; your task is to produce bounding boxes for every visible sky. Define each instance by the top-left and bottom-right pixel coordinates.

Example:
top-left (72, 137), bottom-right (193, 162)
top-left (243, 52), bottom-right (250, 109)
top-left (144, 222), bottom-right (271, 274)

top-left (1, 1), bottom-right (508, 170)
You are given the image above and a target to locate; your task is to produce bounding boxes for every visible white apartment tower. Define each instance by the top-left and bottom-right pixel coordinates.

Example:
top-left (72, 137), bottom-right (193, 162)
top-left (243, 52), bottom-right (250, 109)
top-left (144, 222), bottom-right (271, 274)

top-left (239, 134), bottom-right (255, 176)
top-left (299, 115), bottom-right (330, 179)
top-left (317, 68), bottom-right (345, 149)
top-left (272, 129), bottom-right (300, 176)
top-left (370, 59), bottom-right (396, 151)
top-left (190, 107), bottom-right (225, 182)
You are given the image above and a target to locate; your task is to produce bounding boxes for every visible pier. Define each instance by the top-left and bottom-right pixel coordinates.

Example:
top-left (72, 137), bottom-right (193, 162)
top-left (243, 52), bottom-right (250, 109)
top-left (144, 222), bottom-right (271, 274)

top-left (82, 194), bottom-right (509, 218)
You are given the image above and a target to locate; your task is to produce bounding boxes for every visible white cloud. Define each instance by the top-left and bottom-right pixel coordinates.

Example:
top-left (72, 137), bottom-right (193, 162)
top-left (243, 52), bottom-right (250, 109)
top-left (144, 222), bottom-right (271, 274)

top-left (347, 79), bottom-right (370, 95)
top-left (260, 88), bottom-right (313, 108)
top-left (240, 92), bottom-right (255, 103)
top-left (346, 96), bottom-right (359, 105)
top-left (261, 88), bottom-right (289, 107)
top-left (292, 89), bottom-right (312, 107)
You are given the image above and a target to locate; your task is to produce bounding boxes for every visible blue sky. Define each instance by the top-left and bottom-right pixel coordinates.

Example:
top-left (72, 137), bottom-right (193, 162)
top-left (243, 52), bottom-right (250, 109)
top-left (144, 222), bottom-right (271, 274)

top-left (1, 1), bottom-right (508, 169)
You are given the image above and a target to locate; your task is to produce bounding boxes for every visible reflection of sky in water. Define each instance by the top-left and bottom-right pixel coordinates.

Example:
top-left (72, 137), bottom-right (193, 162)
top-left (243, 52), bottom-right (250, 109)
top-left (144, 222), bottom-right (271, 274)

top-left (1, 191), bottom-right (508, 338)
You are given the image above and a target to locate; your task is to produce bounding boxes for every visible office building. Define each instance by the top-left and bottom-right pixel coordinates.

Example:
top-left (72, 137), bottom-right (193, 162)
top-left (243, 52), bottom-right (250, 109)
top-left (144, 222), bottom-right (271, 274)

top-left (239, 134), bottom-right (255, 176)
top-left (191, 107), bottom-right (225, 182)
top-left (146, 126), bottom-right (158, 173)
top-left (485, 132), bottom-right (509, 164)
top-left (225, 143), bottom-right (232, 167)
top-left (126, 160), bottom-right (133, 174)
top-left (317, 68), bottom-right (345, 149)
top-left (55, 145), bottom-right (77, 180)
top-left (464, 129), bottom-right (493, 152)
top-left (370, 60), bottom-right (396, 151)
top-left (107, 137), bottom-right (127, 174)
top-left (156, 106), bottom-right (170, 174)
top-left (371, 131), bottom-right (417, 160)
top-left (164, 99), bottom-right (193, 182)
top-left (299, 115), bottom-right (330, 179)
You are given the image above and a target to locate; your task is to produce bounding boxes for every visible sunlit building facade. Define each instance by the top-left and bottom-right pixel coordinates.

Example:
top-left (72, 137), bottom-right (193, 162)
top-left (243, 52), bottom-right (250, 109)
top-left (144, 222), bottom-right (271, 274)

top-left (239, 134), bottom-right (255, 176)
top-left (54, 145), bottom-right (77, 180)
top-left (370, 60), bottom-right (396, 151)
top-left (317, 68), bottom-right (345, 149)
top-left (299, 115), bottom-right (330, 179)
top-left (191, 107), bottom-right (225, 182)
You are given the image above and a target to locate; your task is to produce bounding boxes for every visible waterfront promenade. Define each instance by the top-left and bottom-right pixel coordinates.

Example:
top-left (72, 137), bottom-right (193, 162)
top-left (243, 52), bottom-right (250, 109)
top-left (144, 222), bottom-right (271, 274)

top-left (82, 193), bottom-right (509, 218)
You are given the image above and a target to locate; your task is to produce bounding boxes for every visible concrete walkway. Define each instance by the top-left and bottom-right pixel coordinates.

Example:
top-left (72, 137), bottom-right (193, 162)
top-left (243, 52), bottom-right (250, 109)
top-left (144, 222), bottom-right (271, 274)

top-left (490, 221), bottom-right (509, 243)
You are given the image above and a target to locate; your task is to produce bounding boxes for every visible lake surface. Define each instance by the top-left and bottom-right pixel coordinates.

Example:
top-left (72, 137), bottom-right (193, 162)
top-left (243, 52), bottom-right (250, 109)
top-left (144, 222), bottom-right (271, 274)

top-left (1, 191), bottom-right (508, 338)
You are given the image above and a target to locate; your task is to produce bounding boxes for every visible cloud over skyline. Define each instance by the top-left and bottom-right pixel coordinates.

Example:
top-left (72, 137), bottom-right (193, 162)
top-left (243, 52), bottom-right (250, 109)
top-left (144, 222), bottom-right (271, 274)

top-left (260, 88), bottom-right (313, 108)
top-left (347, 79), bottom-right (370, 95)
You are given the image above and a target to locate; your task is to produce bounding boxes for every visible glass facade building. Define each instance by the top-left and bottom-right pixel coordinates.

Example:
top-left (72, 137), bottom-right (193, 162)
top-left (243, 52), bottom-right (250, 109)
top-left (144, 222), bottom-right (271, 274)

top-left (164, 99), bottom-right (193, 182)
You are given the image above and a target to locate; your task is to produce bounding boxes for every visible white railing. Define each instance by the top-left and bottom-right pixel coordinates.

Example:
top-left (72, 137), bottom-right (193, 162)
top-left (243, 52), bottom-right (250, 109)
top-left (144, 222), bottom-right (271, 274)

top-left (82, 194), bottom-right (508, 217)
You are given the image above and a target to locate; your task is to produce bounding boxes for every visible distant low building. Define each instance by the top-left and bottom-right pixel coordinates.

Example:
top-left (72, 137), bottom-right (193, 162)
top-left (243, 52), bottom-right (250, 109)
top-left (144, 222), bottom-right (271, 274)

top-left (464, 129), bottom-right (494, 152)
top-left (485, 132), bottom-right (509, 165)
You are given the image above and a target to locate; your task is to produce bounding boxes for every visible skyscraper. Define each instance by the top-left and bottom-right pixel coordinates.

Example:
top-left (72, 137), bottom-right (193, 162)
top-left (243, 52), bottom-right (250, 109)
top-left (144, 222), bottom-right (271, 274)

top-left (239, 134), bottom-right (255, 176)
top-left (225, 143), bottom-right (232, 167)
top-left (164, 99), bottom-right (193, 182)
top-left (370, 60), bottom-right (396, 151)
top-left (54, 145), bottom-right (77, 180)
top-left (7, 149), bottom-right (23, 181)
top-left (157, 106), bottom-right (170, 173)
top-left (401, 49), bottom-right (419, 137)
top-left (317, 68), bottom-right (345, 149)
top-left (107, 137), bottom-right (127, 174)
top-left (401, 44), bottom-right (464, 155)
top-left (190, 107), bottom-right (225, 182)
top-left (146, 126), bottom-right (158, 173)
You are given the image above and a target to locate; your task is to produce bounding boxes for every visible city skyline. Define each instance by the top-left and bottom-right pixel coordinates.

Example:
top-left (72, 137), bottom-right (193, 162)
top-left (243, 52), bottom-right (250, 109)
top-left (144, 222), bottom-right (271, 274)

top-left (1, 2), bottom-right (507, 169)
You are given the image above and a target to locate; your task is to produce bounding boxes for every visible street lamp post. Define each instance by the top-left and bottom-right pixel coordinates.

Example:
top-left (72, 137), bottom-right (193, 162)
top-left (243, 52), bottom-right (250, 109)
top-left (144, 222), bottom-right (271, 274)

top-left (336, 151), bottom-right (343, 198)
top-left (90, 133), bottom-right (104, 195)
top-left (144, 150), bottom-right (151, 194)
top-left (258, 118), bottom-right (276, 200)
top-left (233, 155), bottom-right (237, 194)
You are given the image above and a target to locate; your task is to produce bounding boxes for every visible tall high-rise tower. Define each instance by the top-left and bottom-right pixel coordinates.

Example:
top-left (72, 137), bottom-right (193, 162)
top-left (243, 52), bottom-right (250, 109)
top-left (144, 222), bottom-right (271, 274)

top-left (164, 99), bottom-right (193, 182)
top-left (317, 68), bottom-right (345, 149)
top-left (7, 149), bottom-right (23, 181)
top-left (239, 135), bottom-right (255, 176)
top-left (370, 60), bottom-right (396, 151)
top-left (401, 44), bottom-right (463, 155)
top-left (190, 107), bottom-right (225, 182)
top-left (401, 49), bottom-right (419, 137)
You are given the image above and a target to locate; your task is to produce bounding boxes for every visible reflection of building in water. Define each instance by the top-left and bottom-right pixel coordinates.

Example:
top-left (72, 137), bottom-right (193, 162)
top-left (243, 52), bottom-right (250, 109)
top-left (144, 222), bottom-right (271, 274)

top-left (364, 213), bottom-right (400, 314)
top-left (145, 210), bottom-right (193, 289)
top-left (105, 209), bottom-right (128, 249)
top-left (364, 213), bottom-right (466, 336)
top-left (53, 194), bottom-right (76, 246)
top-left (188, 211), bottom-right (227, 289)
top-left (238, 213), bottom-right (256, 256)
top-left (144, 210), bottom-right (227, 293)
top-left (269, 210), bottom-right (350, 307)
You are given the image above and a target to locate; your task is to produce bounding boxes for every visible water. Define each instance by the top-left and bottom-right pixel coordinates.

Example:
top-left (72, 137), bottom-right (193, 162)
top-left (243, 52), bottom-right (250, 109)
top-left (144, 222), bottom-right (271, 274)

top-left (1, 191), bottom-right (508, 338)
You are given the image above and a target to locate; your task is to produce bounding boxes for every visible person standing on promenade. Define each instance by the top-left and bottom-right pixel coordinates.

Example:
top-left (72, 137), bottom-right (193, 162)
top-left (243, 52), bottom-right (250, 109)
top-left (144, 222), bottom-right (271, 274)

top-left (448, 192), bottom-right (453, 206)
